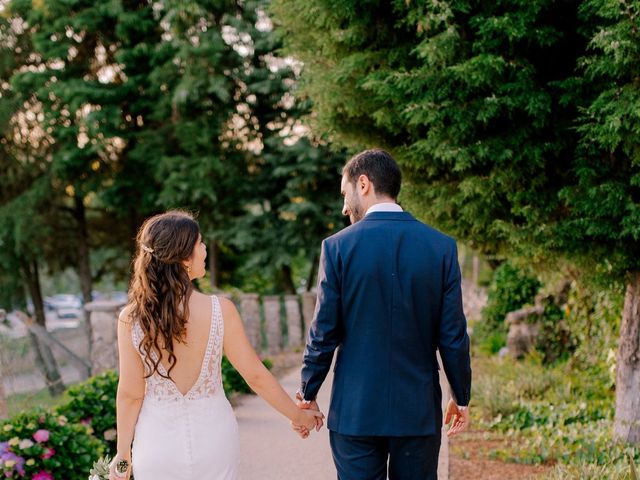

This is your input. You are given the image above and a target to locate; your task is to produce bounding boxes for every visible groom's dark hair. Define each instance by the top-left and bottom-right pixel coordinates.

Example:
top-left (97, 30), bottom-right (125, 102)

top-left (343, 149), bottom-right (402, 199)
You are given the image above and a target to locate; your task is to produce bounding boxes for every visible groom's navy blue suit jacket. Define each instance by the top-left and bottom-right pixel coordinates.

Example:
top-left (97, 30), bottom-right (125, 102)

top-left (301, 211), bottom-right (471, 436)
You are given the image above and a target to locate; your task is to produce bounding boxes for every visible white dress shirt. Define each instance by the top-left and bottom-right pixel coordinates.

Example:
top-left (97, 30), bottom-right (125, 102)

top-left (365, 202), bottom-right (404, 216)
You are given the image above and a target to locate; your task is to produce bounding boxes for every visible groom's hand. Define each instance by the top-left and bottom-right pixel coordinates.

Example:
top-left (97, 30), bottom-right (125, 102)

top-left (445, 399), bottom-right (470, 436)
top-left (295, 393), bottom-right (324, 432)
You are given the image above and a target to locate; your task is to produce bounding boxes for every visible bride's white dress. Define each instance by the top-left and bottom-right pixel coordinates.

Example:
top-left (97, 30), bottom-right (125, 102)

top-left (131, 295), bottom-right (239, 479)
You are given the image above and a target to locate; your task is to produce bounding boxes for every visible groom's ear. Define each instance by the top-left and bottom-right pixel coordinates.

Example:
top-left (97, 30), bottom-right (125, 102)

top-left (357, 174), bottom-right (372, 195)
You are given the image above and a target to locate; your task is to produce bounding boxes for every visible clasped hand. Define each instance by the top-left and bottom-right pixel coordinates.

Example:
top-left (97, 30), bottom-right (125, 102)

top-left (290, 395), bottom-right (324, 439)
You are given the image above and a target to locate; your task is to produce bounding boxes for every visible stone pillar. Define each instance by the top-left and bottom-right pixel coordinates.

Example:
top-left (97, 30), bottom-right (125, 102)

top-left (284, 295), bottom-right (303, 349)
top-left (85, 299), bottom-right (126, 375)
top-left (262, 296), bottom-right (282, 354)
top-left (301, 292), bottom-right (317, 342)
top-left (239, 294), bottom-right (261, 351)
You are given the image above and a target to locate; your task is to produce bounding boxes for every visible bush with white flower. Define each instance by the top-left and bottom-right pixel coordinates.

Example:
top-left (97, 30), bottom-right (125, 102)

top-left (0, 410), bottom-right (102, 480)
top-left (56, 371), bottom-right (118, 453)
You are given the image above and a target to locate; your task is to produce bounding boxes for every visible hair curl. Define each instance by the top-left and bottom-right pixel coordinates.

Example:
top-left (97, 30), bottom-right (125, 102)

top-left (126, 210), bottom-right (200, 379)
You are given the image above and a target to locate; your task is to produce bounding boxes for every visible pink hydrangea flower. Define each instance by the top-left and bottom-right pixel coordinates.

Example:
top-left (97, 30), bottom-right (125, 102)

top-left (41, 447), bottom-right (55, 459)
top-left (32, 471), bottom-right (54, 480)
top-left (32, 429), bottom-right (50, 443)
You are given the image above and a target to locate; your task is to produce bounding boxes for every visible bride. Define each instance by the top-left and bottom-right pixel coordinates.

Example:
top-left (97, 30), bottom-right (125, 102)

top-left (109, 210), bottom-right (322, 480)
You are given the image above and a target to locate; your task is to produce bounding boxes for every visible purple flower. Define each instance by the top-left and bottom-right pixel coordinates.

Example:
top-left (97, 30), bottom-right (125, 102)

top-left (0, 451), bottom-right (25, 477)
top-left (32, 430), bottom-right (49, 444)
top-left (0, 441), bottom-right (8, 454)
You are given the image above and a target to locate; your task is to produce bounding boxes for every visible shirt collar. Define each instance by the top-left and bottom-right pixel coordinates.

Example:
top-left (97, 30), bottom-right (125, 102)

top-left (365, 202), bottom-right (404, 216)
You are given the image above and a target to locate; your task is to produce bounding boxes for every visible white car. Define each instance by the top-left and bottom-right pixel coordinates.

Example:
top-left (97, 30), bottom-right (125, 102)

top-left (44, 294), bottom-right (83, 313)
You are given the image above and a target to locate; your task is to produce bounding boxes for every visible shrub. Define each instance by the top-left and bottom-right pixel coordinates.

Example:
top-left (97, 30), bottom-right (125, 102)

top-left (535, 300), bottom-right (576, 364)
top-left (56, 371), bottom-right (118, 452)
top-left (476, 262), bottom-right (540, 352)
top-left (222, 356), bottom-right (273, 395)
top-left (0, 409), bottom-right (102, 480)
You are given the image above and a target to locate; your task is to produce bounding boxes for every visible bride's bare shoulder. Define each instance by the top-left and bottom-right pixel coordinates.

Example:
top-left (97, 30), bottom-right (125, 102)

top-left (118, 304), bottom-right (134, 328)
top-left (216, 296), bottom-right (240, 318)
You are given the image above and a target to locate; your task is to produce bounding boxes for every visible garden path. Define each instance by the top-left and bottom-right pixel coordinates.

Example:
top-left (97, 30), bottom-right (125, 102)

top-left (235, 365), bottom-right (450, 479)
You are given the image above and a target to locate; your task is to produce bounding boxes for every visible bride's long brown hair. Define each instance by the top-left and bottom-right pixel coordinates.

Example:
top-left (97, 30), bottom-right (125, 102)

top-left (127, 210), bottom-right (200, 379)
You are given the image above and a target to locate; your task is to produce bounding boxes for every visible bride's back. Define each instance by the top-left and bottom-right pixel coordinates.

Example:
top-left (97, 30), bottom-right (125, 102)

top-left (156, 291), bottom-right (215, 396)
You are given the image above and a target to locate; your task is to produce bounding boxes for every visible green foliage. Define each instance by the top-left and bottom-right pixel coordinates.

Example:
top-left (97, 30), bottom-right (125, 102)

top-left (221, 356), bottom-right (272, 395)
top-left (476, 262), bottom-right (540, 352)
top-left (546, 461), bottom-right (637, 480)
top-left (0, 409), bottom-right (102, 479)
top-left (272, 0), bottom-right (583, 260)
top-left (55, 371), bottom-right (118, 452)
top-left (535, 300), bottom-right (575, 364)
top-left (0, 0), bottom-right (346, 302)
top-left (473, 352), bottom-right (638, 467)
top-left (564, 281), bottom-right (623, 373)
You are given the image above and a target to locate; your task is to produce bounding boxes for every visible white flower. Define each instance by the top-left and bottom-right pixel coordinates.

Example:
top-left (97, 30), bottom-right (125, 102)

top-left (89, 475), bottom-right (101, 480)
top-left (19, 439), bottom-right (34, 449)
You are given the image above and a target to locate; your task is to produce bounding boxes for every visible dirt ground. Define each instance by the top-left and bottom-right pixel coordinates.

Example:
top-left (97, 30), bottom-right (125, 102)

top-left (449, 428), bottom-right (552, 479)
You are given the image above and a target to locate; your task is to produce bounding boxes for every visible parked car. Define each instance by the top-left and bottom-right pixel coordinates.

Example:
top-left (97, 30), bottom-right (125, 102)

top-left (43, 294), bottom-right (83, 315)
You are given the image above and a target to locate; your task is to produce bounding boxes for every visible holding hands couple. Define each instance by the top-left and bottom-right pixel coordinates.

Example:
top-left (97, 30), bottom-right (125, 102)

top-left (112, 148), bottom-right (470, 480)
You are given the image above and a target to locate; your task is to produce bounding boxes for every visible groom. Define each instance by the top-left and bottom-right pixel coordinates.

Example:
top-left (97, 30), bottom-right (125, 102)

top-left (295, 149), bottom-right (472, 479)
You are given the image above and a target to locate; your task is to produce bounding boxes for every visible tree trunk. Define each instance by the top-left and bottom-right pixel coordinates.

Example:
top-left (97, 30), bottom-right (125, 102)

top-left (306, 254), bottom-right (318, 291)
top-left (280, 264), bottom-right (296, 295)
top-left (208, 240), bottom-right (219, 289)
top-left (21, 260), bottom-right (66, 396)
top-left (74, 194), bottom-right (94, 371)
top-left (614, 271), bottom-right (640, 444)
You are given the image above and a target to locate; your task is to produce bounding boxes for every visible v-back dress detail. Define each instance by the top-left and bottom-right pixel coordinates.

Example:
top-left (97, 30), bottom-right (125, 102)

top-left (131, 295), bottom-right (239, 479)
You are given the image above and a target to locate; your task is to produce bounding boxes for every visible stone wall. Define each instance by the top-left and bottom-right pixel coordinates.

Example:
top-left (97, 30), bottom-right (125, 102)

top-left (84, 280), bottom-right (494, 373)
top-left (84, 293), bottom-right (317, 373)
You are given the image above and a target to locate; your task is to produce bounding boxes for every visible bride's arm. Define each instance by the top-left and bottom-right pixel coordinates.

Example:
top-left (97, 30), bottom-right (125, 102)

top-left (112, 307), bottom-right (145, 478)
top-left (221, 298), bottom-right (322, 431)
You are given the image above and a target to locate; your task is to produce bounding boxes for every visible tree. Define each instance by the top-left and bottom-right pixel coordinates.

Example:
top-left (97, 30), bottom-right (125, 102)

top-left (146, 0), bottom-right (346, 292)
top-left (224, 1), bottom-right (346, 293)
top-left (0, 10), bottom-right (67, 395)
top-left (272, 0), bottom-right (640, 443)
top-left (559, 0), bottom-right (640, 444)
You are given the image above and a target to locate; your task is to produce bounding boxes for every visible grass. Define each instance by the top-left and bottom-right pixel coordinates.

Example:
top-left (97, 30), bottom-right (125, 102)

top-left (545, 459), bottom-right (638, 480)
top-left (6, 388), bottom-right (68, 417)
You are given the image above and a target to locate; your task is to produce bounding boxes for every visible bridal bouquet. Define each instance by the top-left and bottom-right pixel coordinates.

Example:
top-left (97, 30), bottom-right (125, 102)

top-left (88, 456), bottom-right (111, 480)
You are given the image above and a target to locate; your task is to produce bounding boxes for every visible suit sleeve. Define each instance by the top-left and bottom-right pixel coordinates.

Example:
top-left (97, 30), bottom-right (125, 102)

top-left (300, 239), bottom-right (343, 401)
top-left (438, 240), bottom-right (472, 406)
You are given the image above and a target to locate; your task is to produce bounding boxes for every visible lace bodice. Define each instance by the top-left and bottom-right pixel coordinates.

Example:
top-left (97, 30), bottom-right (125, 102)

top-left (132, 295), bottom-right (224, 402)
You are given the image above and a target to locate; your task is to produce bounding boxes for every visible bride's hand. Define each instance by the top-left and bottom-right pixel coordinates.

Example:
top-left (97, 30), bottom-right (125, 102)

top-left (109, 453), bottom-right (132, 480)
top-left (296, 407), bottom-right (324, 432)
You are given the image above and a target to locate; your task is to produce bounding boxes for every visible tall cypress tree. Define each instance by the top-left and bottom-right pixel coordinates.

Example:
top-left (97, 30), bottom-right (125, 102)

top-left (272, 0), bottom-right (640, 443)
